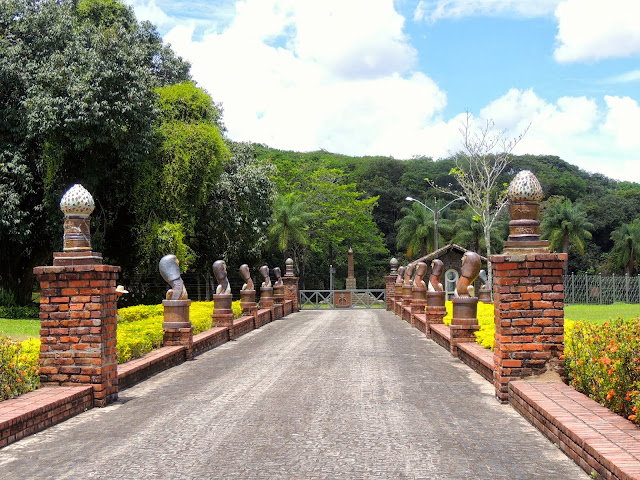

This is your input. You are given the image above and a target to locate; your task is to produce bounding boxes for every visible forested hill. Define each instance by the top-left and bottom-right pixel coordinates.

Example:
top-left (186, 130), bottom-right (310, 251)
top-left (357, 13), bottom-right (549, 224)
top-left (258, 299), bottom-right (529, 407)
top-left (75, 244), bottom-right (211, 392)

top-left (256, 146), bottom-right (640, 274)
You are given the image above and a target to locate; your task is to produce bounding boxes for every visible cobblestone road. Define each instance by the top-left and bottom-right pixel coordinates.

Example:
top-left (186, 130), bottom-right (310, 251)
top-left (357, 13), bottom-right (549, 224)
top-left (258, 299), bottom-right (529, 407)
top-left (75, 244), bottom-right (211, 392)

top-left (0, 309), bottom-right (588, 479)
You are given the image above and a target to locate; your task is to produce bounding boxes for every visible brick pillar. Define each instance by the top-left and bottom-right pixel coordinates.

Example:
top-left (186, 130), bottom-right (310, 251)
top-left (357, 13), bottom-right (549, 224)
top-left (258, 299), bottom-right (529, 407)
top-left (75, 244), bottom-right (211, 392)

top-left (212, 293), bottom-right (234, 338)
top-left (449, 297), bottom-right (479, 356)
top-left (162, 299), bottom-right (193, 359)
top-left (34, 264), bottom-right (120, 407)
top-left (385, 274), bottom-right (397, 311)
top-left (410, 285), bottom-right (427, 328)
top-left (283, 277), bottom-right (299, 311)
top-left (491, 252), bottom-right (567, 402)
top-left (425, 291), bottom-right (446, 338)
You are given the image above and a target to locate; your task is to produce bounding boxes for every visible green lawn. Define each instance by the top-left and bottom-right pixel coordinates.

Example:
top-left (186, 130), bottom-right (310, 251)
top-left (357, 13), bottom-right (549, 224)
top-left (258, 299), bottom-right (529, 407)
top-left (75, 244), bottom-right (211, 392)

top-left (565, 303), bottom-right (640, 324)
top-left (0, 318), bottom-right (41, 341)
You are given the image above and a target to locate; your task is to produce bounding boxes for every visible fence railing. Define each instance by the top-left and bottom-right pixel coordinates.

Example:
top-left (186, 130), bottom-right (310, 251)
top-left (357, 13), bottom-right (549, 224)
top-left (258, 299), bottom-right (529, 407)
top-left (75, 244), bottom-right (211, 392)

top-left (564, 274), bottom-right (640, 304)
top-left (299, 290), bottom-right (385, 309)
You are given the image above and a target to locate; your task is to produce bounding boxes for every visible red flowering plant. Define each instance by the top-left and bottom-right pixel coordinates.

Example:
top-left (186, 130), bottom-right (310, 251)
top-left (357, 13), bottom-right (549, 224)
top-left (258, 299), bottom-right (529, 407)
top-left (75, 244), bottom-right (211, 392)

top-left (564, 317), bottom-right (640, 424)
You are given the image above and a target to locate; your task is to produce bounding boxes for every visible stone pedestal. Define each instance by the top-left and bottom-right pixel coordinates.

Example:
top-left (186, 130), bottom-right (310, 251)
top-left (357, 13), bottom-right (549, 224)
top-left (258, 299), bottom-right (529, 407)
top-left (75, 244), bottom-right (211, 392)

top-left (491, 252), bottom-right (567, 403)
top-left (410, 286), bottom-right (427, 328)
top-left (394, 283), bottom-right (404, 316)
top-left (212, 294), bottom-right (234, 338)
top-left (425, 291), bottom-right (446, 338)
top-left (283, 277), bottom-right (299, 312)
top-left (273, 284), bottom-right (285, 304)
top-left (34, 264), bottom-right (120, 407)
top-left (402, 284), bottom-right (413, 322)
top-left (450, 297), bottom-right (479, 356)
top-left (162, 299), bottom-right (193, 358)
top-left (478, 286), bottom-right (492, 303)
top-left (259, 286), bottom-right (274, 312)
top-left (240, 289), bottom-right (257, 318)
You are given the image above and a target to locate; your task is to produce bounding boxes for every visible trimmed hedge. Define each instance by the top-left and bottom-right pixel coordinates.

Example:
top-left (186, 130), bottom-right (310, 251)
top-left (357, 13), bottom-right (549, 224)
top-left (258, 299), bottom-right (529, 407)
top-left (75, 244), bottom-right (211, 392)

top-left (116, 300), bottom-right (243, 363)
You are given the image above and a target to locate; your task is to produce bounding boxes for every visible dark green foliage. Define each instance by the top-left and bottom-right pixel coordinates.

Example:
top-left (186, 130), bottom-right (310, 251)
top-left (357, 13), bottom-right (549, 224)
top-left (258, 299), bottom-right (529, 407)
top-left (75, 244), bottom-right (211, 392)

top-left (0, 305), bottom-right (40, 320)
top-left (0, 0), bottom-right (190, 305)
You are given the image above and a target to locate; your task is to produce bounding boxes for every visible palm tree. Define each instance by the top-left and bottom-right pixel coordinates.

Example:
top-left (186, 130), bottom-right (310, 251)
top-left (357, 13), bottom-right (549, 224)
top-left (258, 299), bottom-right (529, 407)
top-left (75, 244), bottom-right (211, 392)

top-left (610, 219), bottom-right (640, 275)
top-left (541, 198), bottom-right (594, 275)
top-left (452, 207), bottom-right (484, 253)
top-left (395, 202), bottom-right (436, 259)
top-left (268, 193), bottom-right (312, 262)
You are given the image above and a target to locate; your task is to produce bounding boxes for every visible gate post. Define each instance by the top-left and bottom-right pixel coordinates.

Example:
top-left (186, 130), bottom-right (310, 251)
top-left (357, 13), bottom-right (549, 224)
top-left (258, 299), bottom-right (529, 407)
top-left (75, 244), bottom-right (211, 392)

top-left (283, 258), bottom-right (299, 312)
top-left (34, 184), bottom-right (119, 407)
top-left (385, 258), bottom-right (399, 311)
top-left (492, 171), bottom-right (566, 403)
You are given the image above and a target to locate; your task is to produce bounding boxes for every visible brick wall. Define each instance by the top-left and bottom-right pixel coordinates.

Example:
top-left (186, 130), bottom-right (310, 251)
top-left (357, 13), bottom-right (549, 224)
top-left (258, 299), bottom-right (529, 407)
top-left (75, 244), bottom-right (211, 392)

top-left (34, 264), bottom-right (120, 407)
top-left (491, 252), bottom-right (567, 402)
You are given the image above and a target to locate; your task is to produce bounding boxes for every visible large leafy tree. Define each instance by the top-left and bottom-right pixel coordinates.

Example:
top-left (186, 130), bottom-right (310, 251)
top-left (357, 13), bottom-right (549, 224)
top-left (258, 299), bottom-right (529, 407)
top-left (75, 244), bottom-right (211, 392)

top-left (610, 219), bottom-right (640, 275)
top-left (0, 0), bottom-right (190, 304)
top-left (541, 198), bottom-right (594, 275)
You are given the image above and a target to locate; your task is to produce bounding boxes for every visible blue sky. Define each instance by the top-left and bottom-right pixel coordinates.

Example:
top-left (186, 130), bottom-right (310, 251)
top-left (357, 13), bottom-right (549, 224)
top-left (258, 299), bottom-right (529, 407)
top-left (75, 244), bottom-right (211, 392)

top-left (126, 0), bottom-right (640, 182)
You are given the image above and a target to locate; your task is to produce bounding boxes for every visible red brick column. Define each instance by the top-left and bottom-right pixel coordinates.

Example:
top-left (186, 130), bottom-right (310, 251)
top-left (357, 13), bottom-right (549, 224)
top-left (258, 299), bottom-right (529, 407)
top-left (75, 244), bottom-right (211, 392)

top-left (34, 264), bottom-right (120, 407)
top-left (491, 252), bottom-right (567, 402)
top-left (283, 277), bottom-right (299, 311)
top-left (425, 291), bottom-right (446, 338)
top-left (385, 274), bottom-right (397, 311)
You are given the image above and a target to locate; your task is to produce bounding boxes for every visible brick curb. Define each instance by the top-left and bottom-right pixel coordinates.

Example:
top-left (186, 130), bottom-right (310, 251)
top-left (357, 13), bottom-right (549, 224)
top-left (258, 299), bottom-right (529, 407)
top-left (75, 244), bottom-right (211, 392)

top-left (510, 381), bottom-right (640, 480)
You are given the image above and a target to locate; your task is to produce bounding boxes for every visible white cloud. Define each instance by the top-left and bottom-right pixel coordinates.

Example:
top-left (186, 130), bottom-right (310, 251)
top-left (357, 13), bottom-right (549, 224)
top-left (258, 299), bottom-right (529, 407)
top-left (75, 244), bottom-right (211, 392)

top-left (163, 0), bottom-right (446, 156)
top-left (604, 69), bottom-right (640, 84)
top-left (478, 89), bottom-right (640, 183)
top-left (414, 0), bottom-right (559, 22)
top-left (138, 1), bottom-right (640, 183)
top-left (601, 96), bottom-right (640, 150)
top-left (126, 0), bottom-right (173, 28)
top-left (554, 0), bottom-right (640, 62)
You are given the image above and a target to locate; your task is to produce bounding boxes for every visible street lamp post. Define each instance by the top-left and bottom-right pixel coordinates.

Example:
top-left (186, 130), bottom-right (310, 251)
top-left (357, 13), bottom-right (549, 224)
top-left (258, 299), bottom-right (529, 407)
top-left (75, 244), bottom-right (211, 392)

top-left (405, 196), bottom-right (465, 252)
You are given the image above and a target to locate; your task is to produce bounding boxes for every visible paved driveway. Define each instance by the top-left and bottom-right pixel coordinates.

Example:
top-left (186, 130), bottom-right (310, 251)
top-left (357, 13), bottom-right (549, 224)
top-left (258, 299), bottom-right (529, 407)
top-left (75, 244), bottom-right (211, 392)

top-left (0, 309), bottom-right (588, 479)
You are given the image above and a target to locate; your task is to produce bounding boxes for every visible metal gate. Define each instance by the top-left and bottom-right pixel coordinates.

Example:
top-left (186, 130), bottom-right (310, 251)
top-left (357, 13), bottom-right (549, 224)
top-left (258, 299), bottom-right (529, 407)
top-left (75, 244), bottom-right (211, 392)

top-left (298, 289), bottom-right (385, 309)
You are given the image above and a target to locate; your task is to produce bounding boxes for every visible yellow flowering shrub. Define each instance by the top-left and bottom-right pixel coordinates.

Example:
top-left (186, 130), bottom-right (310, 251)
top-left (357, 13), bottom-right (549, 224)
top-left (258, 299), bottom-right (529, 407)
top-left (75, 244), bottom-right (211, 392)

top-left (117, 300), bottom-right (243, 363)
top-left (0, 336), bottom-right (40, 400)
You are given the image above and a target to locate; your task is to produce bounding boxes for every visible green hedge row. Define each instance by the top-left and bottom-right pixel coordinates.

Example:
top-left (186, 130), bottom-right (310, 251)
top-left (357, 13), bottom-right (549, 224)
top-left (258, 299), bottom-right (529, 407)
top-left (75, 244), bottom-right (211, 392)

top-left (0, 304), bottom-right (40, 319)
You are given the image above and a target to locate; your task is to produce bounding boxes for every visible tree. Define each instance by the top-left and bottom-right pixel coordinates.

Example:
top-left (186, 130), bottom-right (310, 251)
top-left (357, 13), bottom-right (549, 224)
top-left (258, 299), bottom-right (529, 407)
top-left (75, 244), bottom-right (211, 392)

top-left (541, 198), bottom-right (594, 275)
top-left (610, 219), bottom-right (640, 275)
top-left (0, 0), bottom-right (190, 304)
top-left (395, 202), bottom-right (436, 259)
top-left (430, 113), bottom-right (528, 289)
top-left (269, 194), bottom-right (312, 264)
top-left (451, 207), bottom-right (484, 253)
